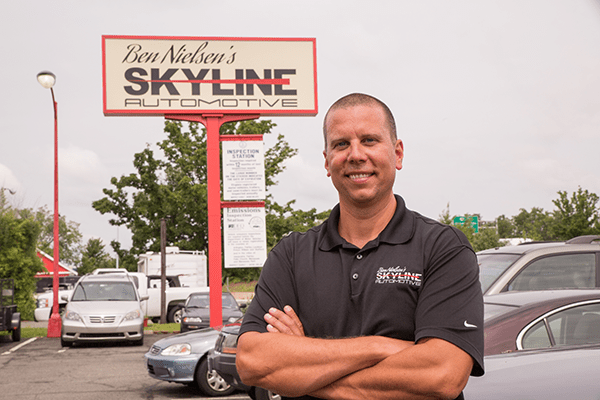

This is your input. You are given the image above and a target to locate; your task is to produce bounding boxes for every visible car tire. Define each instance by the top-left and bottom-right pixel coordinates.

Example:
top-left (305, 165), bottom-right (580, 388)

top-left (195, 357), bottom-right (235, 397)
top-left (60, 337), bottom-right (72, 347)
top-left (252, 387), bottom-right (281, 400)
top-left (168, 306), bottom-right (184, 324)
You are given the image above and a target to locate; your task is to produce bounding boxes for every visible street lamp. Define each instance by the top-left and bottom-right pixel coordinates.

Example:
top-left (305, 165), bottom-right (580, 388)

top-left (37, 70), bottom-right (61, 338)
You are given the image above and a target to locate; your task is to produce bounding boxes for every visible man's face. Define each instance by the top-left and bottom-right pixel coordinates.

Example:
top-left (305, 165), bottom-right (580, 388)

top-left (323, 104), bottom-right (404, 208)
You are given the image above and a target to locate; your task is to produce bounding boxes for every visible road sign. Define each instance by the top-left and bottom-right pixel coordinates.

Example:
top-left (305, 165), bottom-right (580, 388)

top-left (453, 216), bottom-right (479, 233)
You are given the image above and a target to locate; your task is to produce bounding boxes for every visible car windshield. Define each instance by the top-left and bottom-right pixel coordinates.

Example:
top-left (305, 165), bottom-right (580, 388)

top-left (478, 253), bottom-right (520, 293)
top-left (71, 282), bottom-right (137, 301)
top-left (186, 294), bottom-right (238, 308)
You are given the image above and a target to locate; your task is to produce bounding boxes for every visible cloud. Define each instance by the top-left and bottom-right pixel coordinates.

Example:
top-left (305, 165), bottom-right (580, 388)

top-left (0, 164), bottom-right (22, 193)
top-left (59, 145), bottom-right (108, 185)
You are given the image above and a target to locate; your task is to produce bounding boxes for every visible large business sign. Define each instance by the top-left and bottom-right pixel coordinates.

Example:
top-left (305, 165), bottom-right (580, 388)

top-left (102, 35), bottom-right (318, 116)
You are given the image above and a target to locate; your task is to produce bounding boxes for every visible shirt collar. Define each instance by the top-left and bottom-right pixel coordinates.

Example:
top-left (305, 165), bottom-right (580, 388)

top-left (318, 195), bottom-right (415, 251)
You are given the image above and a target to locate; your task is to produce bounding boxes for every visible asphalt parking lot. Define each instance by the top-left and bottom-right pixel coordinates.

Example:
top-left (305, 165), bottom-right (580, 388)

top-left (0, 331), bottom-right (250, 400)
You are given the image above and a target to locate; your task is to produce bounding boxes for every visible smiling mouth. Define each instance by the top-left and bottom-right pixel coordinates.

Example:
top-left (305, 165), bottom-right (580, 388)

top-left (348, 173), bottom-right (373, 180)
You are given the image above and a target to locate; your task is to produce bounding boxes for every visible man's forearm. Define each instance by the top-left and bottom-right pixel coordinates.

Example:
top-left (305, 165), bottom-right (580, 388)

top-left (310, 338), bottom-right (474, 400)
top-left (236, 331), bottom-right (412, 398)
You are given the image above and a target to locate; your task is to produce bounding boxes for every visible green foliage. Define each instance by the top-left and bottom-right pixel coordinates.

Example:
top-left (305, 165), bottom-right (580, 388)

top-left (550, 186), bottom-right (600, 240)
top-left (0, 198), bottom-right (44, 320)
top-left (512, 207), bottom-right (553, 241)
top-left (440, 187), bottom-right (600, 251)
top-left (18, 206), bottom-right (83, 267)
top-left (78, 238), bottom-right (116, 275)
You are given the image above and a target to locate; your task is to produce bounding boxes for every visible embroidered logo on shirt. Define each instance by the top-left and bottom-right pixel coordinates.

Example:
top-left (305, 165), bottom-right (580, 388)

top-left (375, 266), bottom-right (422, 287)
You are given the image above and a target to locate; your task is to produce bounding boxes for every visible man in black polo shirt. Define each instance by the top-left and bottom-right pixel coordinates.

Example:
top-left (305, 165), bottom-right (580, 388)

top-left (237, 93), bottom-right (484, 400)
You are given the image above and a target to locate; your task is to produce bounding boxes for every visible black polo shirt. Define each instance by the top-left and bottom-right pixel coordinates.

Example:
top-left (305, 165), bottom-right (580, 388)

top-left (240, 195), bottom-right (484, 397)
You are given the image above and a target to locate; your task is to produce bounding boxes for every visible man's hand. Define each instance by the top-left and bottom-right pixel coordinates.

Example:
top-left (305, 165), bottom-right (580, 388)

top-left (264, 305), bottom-right (305, 336)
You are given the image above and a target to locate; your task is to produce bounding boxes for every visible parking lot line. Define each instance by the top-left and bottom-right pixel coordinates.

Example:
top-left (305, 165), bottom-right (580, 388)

top-left (1, 337), bottom-right (38, 355)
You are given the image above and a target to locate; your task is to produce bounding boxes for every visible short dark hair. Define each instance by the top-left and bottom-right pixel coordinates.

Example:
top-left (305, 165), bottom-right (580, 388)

top-left (322, 93), bottom-right (397, 149)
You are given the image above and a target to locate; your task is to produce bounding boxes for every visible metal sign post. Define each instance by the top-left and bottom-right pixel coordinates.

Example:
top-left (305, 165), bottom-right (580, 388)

top-left (166, 114), bottom-right (259, 327)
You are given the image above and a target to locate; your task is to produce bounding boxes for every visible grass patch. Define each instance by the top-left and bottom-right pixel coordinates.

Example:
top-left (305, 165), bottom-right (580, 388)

top-left (0, 328), bottom-right (48, 338)
top-left (144, 322), bottom-right (180, 332)
top-left (224, 281), bottom-right (257, 293)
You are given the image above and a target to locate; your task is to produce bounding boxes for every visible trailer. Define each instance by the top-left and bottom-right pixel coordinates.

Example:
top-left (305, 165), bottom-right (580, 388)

top-left (137, 247), bottom-right (207, 288)
top-left (0, 279), bottom-right (21, 342)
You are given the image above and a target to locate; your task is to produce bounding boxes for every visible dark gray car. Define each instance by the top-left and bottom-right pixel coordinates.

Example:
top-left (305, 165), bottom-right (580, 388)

top-left (180, 292), bottom-right (244, 333)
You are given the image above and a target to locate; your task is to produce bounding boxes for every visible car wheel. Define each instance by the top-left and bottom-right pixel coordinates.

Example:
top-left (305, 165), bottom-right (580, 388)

top-left (168, 306), bottom-right (184, 324)
top-left (60, 337), bottom-right (72, 347)
top-left (195, 357), bottom-right (235, 397)
top-left (253, 387), bottom-right (281, 400)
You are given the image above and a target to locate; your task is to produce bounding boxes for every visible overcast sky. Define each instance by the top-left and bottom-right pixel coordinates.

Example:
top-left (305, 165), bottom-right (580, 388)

top-left (2, 0), bottom-right (600, 258)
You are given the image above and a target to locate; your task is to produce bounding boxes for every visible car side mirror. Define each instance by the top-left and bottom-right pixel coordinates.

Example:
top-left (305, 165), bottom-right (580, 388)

top-left (60, 294), bottom-right (69, 301)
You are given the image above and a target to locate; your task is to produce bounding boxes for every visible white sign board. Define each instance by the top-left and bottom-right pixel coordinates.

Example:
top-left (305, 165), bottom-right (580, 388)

top-left (224, 207), bottom-right (267, 268)
top-left (222, 140), bottom-right (265, 201)
top-left (102, 35), bottom-right (318, 116)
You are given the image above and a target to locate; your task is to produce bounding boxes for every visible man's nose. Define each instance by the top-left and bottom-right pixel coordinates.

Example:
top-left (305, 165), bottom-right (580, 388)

top-left (347, 142), bottom-right (367, 162)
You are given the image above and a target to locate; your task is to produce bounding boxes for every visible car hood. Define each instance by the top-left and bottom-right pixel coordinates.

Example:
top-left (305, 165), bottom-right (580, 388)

top-left (183, 307), bottom-right (210, 318)
top-left (66, 300), bottom-right (141, 315)
top-left (152, 327), bottom-right (220, 353)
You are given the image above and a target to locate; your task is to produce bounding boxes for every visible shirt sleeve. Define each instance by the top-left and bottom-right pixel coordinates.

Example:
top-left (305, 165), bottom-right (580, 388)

top-left (239, 236), bottom-right (299, 337)
top-left (414, 228), bottom-right (485, 376)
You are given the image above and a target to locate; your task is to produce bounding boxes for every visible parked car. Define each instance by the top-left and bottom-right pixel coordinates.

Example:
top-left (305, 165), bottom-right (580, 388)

top-left (145, 323), bottom-right (239, 397)
top-left (60, 273), bottom-right (149, 347)
top-left (464, 344), bottom-right (600, 399)
top-left (0, 279), bottom-right (21, 342)
top-left (483, 289), bottom-right (600, 355)
top-left (208, 323), bottom-right (280, 400)
top-left (180, 292), bottom-right (245, 333)
top-left (478, 235), bottom-right (600, 295)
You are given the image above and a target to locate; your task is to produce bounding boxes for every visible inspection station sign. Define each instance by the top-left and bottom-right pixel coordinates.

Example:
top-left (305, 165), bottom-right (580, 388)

top-left (222, 140), bottom-right (265, 201)
top-left (102, 35), bottom-right (318, 116)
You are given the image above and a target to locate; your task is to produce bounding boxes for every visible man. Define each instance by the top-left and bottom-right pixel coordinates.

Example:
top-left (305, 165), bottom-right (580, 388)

top-left (237, 93), bottom-right (484, 400)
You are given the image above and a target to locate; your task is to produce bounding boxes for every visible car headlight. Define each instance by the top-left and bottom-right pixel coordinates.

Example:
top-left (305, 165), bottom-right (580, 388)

top-left (64, 311), bottom-right (81, 321)
top-left (161, 343), bottom-right (191, 356)
top-left (227, 317), bottom-right (238, 323)
top-left (183, 317), bottom-right (203, 323)
top-left (124, 310), bottom-right (142, 321)
top-left (37, 298), bottom-right (49, 308)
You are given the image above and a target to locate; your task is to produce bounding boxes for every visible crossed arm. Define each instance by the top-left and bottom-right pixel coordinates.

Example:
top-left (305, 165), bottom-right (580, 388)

top-left (236, 306), bottom-right (474, 400)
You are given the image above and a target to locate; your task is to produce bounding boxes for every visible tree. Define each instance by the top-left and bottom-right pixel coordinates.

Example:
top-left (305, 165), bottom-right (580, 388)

top-left (18, 206), bottom-right (83, 267)
top-left (550, 186), bottom-right (600, 240)
top-left (78, 238), bottom-right (116, 275)
top-left (94, 120), bottom-right (330, 280)
top-left (0, 196), bottom-right (43, 320)
top-left (439, 207), bottom-right (505, 252)
top-left (496, 214), bottom-right (514, 238)
top-left (512, 207), bottom-right (553, 241)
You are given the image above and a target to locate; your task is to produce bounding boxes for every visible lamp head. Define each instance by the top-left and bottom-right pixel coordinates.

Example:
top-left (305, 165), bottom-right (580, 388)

top-left (37, 71), bottom-right (56, 89)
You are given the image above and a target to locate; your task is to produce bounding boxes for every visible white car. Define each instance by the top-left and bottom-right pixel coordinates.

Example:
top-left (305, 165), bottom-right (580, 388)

top-left (60, 273), bottom-right (149, 347)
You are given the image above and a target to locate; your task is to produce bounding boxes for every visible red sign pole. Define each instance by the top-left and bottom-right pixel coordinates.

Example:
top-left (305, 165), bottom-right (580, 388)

top-left (166, 114), bottom-right (259, 327)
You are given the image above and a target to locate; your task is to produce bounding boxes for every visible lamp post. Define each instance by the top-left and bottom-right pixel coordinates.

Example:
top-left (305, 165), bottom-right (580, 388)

top-left (37, 71), bottom-right (61, 338)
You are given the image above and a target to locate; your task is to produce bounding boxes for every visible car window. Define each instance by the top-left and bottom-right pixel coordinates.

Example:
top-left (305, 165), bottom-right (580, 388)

top-left (507, 253), bottom-right (596, 292)
top-left (71, 282), bottom-right (138, 301)
top-left (520, 301), bottom-right (600, 349)
top-left (477, 253), bottom-right (520, 293)
top-left (187, 294), bottom-right (209, 307)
